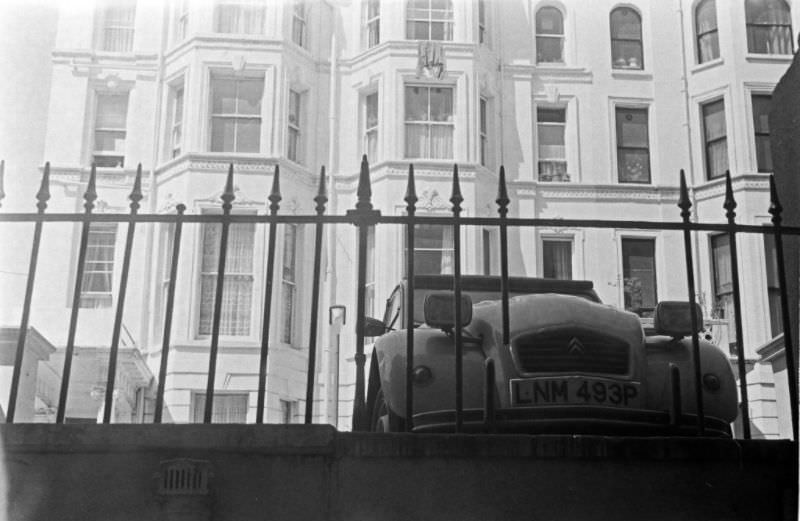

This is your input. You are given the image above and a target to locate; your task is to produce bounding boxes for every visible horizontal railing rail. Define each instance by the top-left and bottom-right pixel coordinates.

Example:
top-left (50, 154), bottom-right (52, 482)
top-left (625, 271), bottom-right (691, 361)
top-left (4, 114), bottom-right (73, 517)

top-left (0, 158), bottom-right (796, 443)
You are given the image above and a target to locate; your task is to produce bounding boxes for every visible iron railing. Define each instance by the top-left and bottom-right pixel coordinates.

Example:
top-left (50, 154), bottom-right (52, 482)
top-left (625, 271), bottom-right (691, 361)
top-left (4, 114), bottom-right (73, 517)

top-left (1, 157), bottom-right (798, 441)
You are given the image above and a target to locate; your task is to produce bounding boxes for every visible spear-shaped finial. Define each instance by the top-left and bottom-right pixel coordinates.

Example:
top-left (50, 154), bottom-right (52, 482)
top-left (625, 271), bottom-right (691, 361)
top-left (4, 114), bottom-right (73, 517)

top-left (129, 164), bottom-right (143, 213)
top-left (723, 170), bottom-right (736, 221)
top-left (356, 154), bottom-right (373, 211)
top-left (84, 163), bottom-right (98, 213)
top-left (221, 163), bottom-right (235, 213)
top-left (769, 174), bottom-right (782, 226)
top-left (314, 166), bottom-right (328, 215)
top-left (36, 162), bottom-right (51, 213)
top-left (678, 169), bottom-right (691, 222)
top-left (404, 164), bottom-right (417, 214)
top-left (0, 160), bottom-right (5, 208)
top-left (496, 165), bottom-right (509, 217)
top-left (450, 164), bottom-right (463, 215)
top-left (269, 164), bottom-right (282, 215)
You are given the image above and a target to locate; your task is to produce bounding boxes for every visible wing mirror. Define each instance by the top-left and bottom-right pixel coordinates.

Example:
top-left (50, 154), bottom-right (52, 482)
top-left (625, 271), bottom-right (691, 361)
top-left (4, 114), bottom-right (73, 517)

top-left (424, 292), bottom-right (473, 330)
top-left (363, 317), bottom-right (389, 337)
top-left (653, 301), bottom-right (703, 338)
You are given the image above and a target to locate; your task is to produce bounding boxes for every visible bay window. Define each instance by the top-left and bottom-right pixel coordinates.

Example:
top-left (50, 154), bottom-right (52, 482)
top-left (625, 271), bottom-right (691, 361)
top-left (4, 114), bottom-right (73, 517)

top-left (405, 86), bottom-right (453, 159)
top-left (214, 0), bottom-right (265, 34)
top-left (745, 0), bottom-right (793, 55)
top-left (210, 76), bottom-right (263, 153)
top-left (702, 99), bottom-right (728, 180)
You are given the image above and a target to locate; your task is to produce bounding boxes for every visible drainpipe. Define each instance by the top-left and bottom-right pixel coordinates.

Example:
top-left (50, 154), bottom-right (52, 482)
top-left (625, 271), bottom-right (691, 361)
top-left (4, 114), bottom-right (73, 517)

top-left (677, 0), bottom-right (705, 306)
top-left (139, 1), bottom-right (169, 357)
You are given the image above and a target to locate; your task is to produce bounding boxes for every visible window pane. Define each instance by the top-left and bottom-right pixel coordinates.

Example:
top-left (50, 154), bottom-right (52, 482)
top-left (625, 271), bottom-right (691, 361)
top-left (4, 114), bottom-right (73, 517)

top-left (622, 239), bottom-right (656, 315)
top-left (696, 0), bottom-right (717, 33)
top-left (238, 79), bottom-right (263, 114)
top-left (543, 241), bottom-right (572, 280)
top-left (697, 32), bottom-right (720, 63)
top-left (702, 100), bottom-right (726, 141)
top-left (405, 124), bottom-right (428, 158)
top-left (366, 93), bottom-right (378, 128)
top-left (429, 88), bottom-right (452, 121)
top-left (95, 130), bottom-right (126, 152)
top-left (212, 79), bottom-right (237, 113)
top-left (96, 95), bottom-right (129, 128)
top-left (752, 95), bottom-right (771, 133)
top-left (236, 119), bottom-right (261, 153)
top-left (610, 8), bottom-right (642, 39)
top-left (537, 36), bottom-right (564, 63)
top-left (210, 117), bottom-right (236, 152)
top-left (430, 125), bottom-right (453, 158)
top-left (706, 139), bottom-right (729, 179)
top-left (616, 109), bottom-right (648, 147)
top-left (536, 7), bottom-right (563, 35)
top-left (611, 40), bottom-right (643, 69)
top-left (618, 149), bottom-right (650, 183)
top-left (405, 87), bottom-right (429, 121)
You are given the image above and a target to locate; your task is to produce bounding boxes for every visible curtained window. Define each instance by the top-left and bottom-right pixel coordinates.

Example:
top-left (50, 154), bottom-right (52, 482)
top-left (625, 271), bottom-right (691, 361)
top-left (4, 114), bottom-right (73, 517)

top-left (763, 234), bottom-right (783, 337)
top-left (80, 222), bottom-right (117, 308)
top-left (154, 223), bottom-right (175, 343)
top-left (536, 7), bottom-right (564, 63)
top-left (537, 107), bottom-right (568, 181)
top-left (406, 0), bottom-right (454, 40)
top-left (364, 92), bottom-right (379, 162)
top-left (94, 93), bottom-right (128, 168)
top-left (214, 0), bottom-right (265, 34)
top-left (542, 240), bottom-right (572, 280)
top-left (281, 224), bottom-right (298, 344)
top-left (198, 220), bottom-right (255, 337)
top-left (711, 234), bottom-right (737, 354)
top-left (615, 107), bottom-right (650, 183)
top-left (210, 76), bottom-right (263, 153)
top-left (406, 223), bottom-right (454, 275)
top-left (170, 84), bottom-right (184, 158)
top-left (99, 1), bottom-right (135, 52)
top-left (610, 7), bottom-right (643, 69)
top-left (702, 99), bottom-right (728, 180)
top-left (745, 0), bottom-right (793, 54)
top-left (695, 0), bottom-right (719, 63)
top-left (365, 0), bottom-right (380, 47)
top-left (192, 393), bottom-right (248, 423)
top-left (622, 238), bottom-right (657, 317)
top-left (752, 94), bottom-right (773, 172)
top-left (405, 86), bottom-right (453, 159)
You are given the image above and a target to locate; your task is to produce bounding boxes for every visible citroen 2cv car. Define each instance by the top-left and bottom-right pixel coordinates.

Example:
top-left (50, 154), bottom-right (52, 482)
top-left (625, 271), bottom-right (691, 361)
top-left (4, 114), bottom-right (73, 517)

top-left (364, 275), bottom-right (738, 436)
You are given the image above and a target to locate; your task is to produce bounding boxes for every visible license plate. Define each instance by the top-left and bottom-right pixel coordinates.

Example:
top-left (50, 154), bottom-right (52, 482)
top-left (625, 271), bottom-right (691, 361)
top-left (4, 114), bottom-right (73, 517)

top-left (510, 378), bottom-right (641, 408)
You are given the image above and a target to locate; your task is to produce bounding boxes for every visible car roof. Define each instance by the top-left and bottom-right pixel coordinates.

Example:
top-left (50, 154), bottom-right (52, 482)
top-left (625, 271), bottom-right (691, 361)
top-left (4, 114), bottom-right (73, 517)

top-left (402, 275), bottom-right (599, 301)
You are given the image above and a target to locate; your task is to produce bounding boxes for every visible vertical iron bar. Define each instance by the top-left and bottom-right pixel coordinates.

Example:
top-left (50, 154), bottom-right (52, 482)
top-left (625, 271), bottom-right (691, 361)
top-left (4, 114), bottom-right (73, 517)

top-left (669, 364), bottom-right (682, 427)
top-left (769, 175), bottom-right (798, 440)
top-left (450, 164), bottom-right (464, 433)
top-left (404, 164), bottom-right (417, 431)
top-left (678, 170), bottom-right (705, 435)
top-left (724, 172), bottom-right (751, 439)
top-left (103, 165), bottom-right (143, 423)
top-left (496, 166), bottom-right (511, 347)
top-left (6, 163), bottom-right (50, 423)
top-left (204, 164), bottom-right (236, 424)
top-left (154, 203), bottom-right (186, 423)
top-left (57, 164), bottom-right (98, 424)
top-left (257, 166), bottom-right (282, 424)
top-left (347, 155), bottom-right (378, 431)
top-left (305, 167), bottom-right (328, 424)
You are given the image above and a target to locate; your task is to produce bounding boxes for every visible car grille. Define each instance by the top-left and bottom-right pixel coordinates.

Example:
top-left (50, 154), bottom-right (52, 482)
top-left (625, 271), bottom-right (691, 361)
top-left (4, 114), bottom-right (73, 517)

top-left (512, 330), bottom-right (630, 375)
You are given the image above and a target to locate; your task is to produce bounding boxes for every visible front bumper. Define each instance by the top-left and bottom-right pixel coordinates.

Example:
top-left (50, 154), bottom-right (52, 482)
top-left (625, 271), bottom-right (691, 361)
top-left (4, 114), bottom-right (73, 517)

top-left (411, 406), bottom-right (733, 437)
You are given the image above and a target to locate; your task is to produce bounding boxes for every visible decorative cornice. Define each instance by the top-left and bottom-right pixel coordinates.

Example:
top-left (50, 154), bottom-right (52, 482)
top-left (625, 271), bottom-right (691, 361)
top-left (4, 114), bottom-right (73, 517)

top-left (45, 165), bottom-right (147, 189)
top-left (509, 181), bottom-right (681, 202)
top-left (693, 173), bottom-right (770, 202)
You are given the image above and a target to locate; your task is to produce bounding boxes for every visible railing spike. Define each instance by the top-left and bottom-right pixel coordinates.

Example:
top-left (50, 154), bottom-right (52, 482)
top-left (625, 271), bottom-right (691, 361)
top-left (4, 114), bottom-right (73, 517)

top-left (678, 169), bottom-right (691, 220)
top-left (36, 162), bottom-right (51, 213)
top-left (404, 163), bottom-right (418, 208)
top-left (315, 166), bottom-right (328, 214)
top-left (768, 174), bottom-right (783, 224)
top-left (356, 155), bottom-right (373, 211)
top-left (450, 163), bottom-right (463, 212)
top-left (84, 163), bottom-right (97, 213)
top-left (269, 164), bottom-right (282, 213)
top-left (0, 159), bottom-right (5, 208)
top-left (723, 170), bottom-right (736, 220)
top-left (129, 163), bottom-right (144, 212)
top-left (221, 163), bottom-right (235, 213)
top-left (496, 165), bottom-right (509, 216)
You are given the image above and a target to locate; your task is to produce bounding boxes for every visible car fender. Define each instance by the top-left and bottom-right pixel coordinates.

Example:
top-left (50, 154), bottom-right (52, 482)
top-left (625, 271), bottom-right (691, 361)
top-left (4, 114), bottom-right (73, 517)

top-left (644, 335), bottom-right (738, 422)
top-left (373, 328), bottom-right (486, 419)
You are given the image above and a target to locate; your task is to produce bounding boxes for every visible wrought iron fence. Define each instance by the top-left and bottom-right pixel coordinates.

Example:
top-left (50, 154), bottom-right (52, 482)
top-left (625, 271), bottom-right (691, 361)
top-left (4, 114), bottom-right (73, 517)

top-left (1, 157), bottom-right (797, 441)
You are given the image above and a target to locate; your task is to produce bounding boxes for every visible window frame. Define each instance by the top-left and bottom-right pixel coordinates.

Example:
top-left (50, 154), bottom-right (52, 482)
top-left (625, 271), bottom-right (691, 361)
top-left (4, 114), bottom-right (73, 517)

top-left (695, 0), bottom-right (720, 64)
top-left (406, 0), bottom-right (454, 41)
top-left (209, 74), bottom-right (264, 154)
top-left (98, 2), bottom-right (136, 53)
top-left (614, 105), bottom-right (651, 184)
top-left (281, 223), bottom-right (299, 345)
top-left (763, 233), bottom-right (783, 338)
top-left (535, 5), bottom-right (565, 64)
top-left (751, 93), bottom-right (773, 173)
top-left (292, 0), bottom-right (307, 47)
top-left (541, 237), bottom-right (573, 280)
top-left (93, 92), bottom-right (129, 169)
top-left (745, 0), bottom-right (794, 55)
top-left (213, 0), bottom-right (266, 35)
top-left (479, 96), bottom-right (488, 167)
top-left (620, 237), bottom-right (658, 317)
top-left (365, 0), bottom-right (380, 48)
top-left (701, 98), bottom-right (729, 180)
top-left (170, 83), bottom-right (185, 159)
top-left (610, 6), bottom-right (644, 70)
top-left (478, 0), bottom-right (488, 45)
top-left (403, 221), bottom-right (456, 276)
top-left (287, 89), bottom-right (303, 163)
top-left (536, 106), bottom-right (568, 182)
top-left (79, 222), bottom-right (118, 309)
top-left (403, 84), bottom-right (455, 160)
top-left (173, 0), bottom-right (189, 43)
top-left (363, 91), bottom-right (379, 162)
top-left (191, 391), bottom-right (249, 423)
top-left (710, 233), bottom-right (737, 354)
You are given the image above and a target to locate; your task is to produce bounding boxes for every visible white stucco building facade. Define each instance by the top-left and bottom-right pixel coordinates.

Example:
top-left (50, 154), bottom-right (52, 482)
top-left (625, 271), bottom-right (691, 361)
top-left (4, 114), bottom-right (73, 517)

top-left (0, 0), bottom-right (796, 437)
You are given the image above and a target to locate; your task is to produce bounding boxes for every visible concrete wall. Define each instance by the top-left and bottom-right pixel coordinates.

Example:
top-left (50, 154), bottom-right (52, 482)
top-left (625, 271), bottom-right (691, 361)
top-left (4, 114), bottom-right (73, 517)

top-left (1, 425), bottom-right (796, 521)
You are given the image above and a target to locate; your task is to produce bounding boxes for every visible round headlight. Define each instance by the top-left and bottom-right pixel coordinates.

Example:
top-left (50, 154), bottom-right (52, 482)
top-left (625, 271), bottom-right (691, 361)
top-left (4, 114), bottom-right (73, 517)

top-left (702, 373), bottom-right (721, 392)
top-left (412, 366), bottom-right (433, 386)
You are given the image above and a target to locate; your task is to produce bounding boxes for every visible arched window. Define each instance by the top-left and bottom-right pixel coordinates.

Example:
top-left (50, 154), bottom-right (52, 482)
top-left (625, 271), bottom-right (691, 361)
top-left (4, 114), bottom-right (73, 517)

top-left (536, 7), bottom-right (564, 63)
top-left (610, 7), bottom-right (643, 70)
top-left (745, 0), bottom-right (793, 54)
top-left (695, 0), bottom-right (719, 63)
